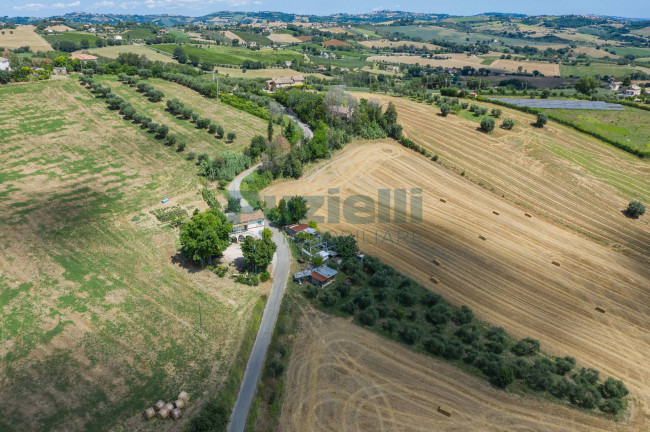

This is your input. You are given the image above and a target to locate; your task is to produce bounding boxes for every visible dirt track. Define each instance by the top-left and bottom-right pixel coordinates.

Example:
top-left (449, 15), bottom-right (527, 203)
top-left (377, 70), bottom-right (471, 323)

top-left (265, 140), bottom-right (649, 430)
top-left (281, 310), bottom-right (646, 432)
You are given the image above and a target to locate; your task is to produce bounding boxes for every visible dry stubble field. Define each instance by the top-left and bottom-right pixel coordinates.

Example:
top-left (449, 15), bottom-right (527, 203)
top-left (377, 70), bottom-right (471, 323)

top-left (264, 137), bottom-right (649, 431)
top-left (281, 309), bottom-right (646, 432)
top-left (0, 79), bottom-right (267, 431)
top-left (0, 25), bottom-right (52, 51)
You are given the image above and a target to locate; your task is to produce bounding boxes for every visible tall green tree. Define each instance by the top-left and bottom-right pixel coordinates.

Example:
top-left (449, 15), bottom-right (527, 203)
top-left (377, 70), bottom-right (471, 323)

top-left (179, 209), bottom-right (232, 265)
top-left (267, 118), bottom-right (274, 142)
top-left (574, 76), bottom-right (600, 95)
top-left (241, 229), bottom-right (277, 273)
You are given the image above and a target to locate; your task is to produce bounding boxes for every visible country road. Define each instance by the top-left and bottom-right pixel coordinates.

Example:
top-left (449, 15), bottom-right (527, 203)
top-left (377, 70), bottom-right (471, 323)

top-left (227, 166), bottom-right (291, 432)
top-left (228, 163), bottom-right (261, 213)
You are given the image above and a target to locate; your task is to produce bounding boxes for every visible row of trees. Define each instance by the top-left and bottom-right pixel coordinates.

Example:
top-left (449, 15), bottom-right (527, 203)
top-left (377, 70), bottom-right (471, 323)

top-left (79, 75), bottom-right (187, 152)
top-left (302, 233), bottom-right (629, 415)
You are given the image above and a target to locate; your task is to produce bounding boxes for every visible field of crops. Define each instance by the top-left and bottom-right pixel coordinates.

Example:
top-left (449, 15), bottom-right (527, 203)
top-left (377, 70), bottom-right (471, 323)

top-left (88, 45), bottom-right (177, 63)
top-left (43, 31), bottom-right (103, 47)
top-left (545, 106), bottom-right (650, 152)
top-left (155, 44), bottom-right (303, 65)
top-left (0, 79), bottom-right (266, 431)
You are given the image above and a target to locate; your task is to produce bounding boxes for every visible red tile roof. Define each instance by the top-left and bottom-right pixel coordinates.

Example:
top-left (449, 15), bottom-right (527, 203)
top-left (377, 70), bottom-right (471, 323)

top-left (287, 223), bottom-right (309, 233)
top-left (311, 272), bottom-right (328, 282)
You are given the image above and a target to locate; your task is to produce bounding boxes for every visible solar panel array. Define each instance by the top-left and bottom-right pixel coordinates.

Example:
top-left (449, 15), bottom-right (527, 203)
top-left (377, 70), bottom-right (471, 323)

top-left (488, 98), bottom-right (625, 111)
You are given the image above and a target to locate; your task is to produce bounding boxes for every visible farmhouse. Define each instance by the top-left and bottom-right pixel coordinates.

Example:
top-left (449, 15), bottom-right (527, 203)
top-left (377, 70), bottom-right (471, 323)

top-left (53, 66), bottom-right (67, 75)
top-left (0, 57), bottom-right (10, 71)
top-left (113, 35), bottom-right (123, 41)
top-left (159, 29), bottom-right (169, 35)
top-left (385, 65), bottom-right (400, 73)
top-left (618, 84), bottom-right (641, 97)
top-left (265, 75), bottom-right (305, 91)
top-left (310, 265), bottom-right (338, 287)
top-left (70, 53), bottom-right (98, 63)
top-left (608, 80), bottom-right (623, 91)
top-left (227, 209), bottom-right (265, 242)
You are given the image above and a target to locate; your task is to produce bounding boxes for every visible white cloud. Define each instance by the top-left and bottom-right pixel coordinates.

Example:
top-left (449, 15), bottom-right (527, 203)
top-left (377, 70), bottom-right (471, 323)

top-left (140, 0), bottom-right (251, 9)
top-left (93, 0), bottom-right (115, 5)
top-left (51, 1), bottom-right (81, 7)
top-left (253, 0), bottom-right (262, 4)
top-left (13, 3), bottom-right (47, 10)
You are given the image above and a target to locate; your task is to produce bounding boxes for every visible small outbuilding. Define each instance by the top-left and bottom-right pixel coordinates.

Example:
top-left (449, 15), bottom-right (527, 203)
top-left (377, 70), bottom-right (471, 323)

top-left (311, 265), bottom-right (338, 287)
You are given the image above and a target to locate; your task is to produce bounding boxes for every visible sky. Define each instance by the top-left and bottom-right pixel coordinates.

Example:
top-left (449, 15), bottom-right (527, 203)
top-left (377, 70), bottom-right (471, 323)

top-left (2, 0), bottom-right (650, 19)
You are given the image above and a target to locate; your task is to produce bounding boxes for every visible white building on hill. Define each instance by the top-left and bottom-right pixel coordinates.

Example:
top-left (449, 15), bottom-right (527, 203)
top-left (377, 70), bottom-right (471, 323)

top-left (0, 57), bottom-right (10, 71)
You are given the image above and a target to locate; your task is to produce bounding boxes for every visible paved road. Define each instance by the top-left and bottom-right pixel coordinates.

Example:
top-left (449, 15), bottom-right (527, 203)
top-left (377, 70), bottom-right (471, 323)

top-left (228, 163), bottom-right (261, 213)
top-left (227, 168), bottom-right (291, 432)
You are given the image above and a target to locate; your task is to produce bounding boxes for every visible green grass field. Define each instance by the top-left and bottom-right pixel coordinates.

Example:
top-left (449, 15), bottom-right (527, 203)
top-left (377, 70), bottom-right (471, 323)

top-left (603, 46), bottom-right (650, 58)
top-left (121, 28), bottom-right (157, 40)
top-left (94, 75), bottom-right (267, 153)
top-left (156, 44), bottom-right (303, 66)
top-left (559, 63), bottom-right (640, 77)
top-left (0, 78), bottom-right (264, 431)
top-left (546, 106), bottom-right (650, 152)
top-left (232, 31), bottom-right (272, 46)
top-left (43, 31), bottom-right (102, 47)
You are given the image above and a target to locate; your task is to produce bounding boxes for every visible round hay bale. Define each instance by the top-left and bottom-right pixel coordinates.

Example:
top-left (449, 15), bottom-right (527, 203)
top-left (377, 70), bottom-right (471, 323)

top-left (165, 402), bottom-right (174, 412)
top-left (156, 407), bottom-right (169, 420)
top-left (174, 399), bottom-right (185, 409)
top-left (178, 391), bottom-right (190, 402)
top-left (154, 400), bottom-right (165, 411)
top-left (171, 408), bottom-right (182, 420)
top-left (143, 407), bottom-right (155, 420)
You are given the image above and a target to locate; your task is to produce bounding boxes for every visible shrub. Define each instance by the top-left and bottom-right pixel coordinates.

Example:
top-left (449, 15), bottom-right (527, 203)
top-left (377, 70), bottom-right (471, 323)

top-left (554, 356), bottom-right (576, 375)
top-left (398, 323), bottom-right (422, 345)
top-left (490, 108), bottom-right (502, 118)
top-left (353, 290), bottom-right (373, 310)
top-left (451, 305), bottom-right (474, 324)
top-left (148, 122), bottom-right (159, 134)
top-left (166, 134), bottom-right (177, 146)
top-left (382, 318), bottom-right (398, 334)
top-left (511, 338), bottom-right (540, 357)
top-left (440, 103), bottom-right (451, 116)
top-left (527, 364), bottom-right (554, 391)
top-left (480, 117), bottom-right (495, 133)
top-left (600, 377), bottom-right (629, 399)
top-left (227, 131), bottom-right (237, 142)
top-left (455, 323), bottom-right (480, 344)
top-left (550, 377), bottom-right (573, 398)
top-left (208, 123), bottom-right (218, 134)
top-left (461, 102), bottom-right (469, 109)
top-left (535, 112), bottom-right (548, 127)
top-left (625, 200), bottom-right (645, 218)
top-left (197, 117), bottom-right (211, 129)
top-left (186, 151), bottom-right (196, 160)
top-left (496, 367), bottom-right (514, 388)
top-left (569, 383), bottom-right (600, 409)
top-left (425, 302), bottom-right (451, 325)
top-left (177, 142), bottom-right (186, 152)
top-left (156, 124), bottom-right (169, 139)
top-left (259, 271), bottom-right (270, 282)
top-left (432, 154), bottom-right (439, 162)
top-left (421, 291), bottom-right (442, 307)
top-left (424, 334), bottom-right (448, 356)
top-left (320, 289), bottom-right (340, 306)
top-left (599, 398), bottom-right (625, 414)
top-left (216, 125), bottom-right (225, 138)
top-left (486, 326), bottom-right (508, 354)
top-left (501, 118), bottom-right (515, 130)
top-left (304, 285), bottom-right (318, 299)
top-left (358, 307), bottom-right (379, 326)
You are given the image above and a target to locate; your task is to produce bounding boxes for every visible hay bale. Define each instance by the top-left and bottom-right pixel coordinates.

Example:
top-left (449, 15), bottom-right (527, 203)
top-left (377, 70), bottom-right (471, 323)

top-left (170, 408), bottom-right (182, 421)
top-left (156, 408), bottom-right (169, 420)
top-left (552, 261), bottom-right (561, 267)
top-left (437, 406), bottom-right (451, 417)
top-left (432, 259), bottom-right (441, 266)
top-left (143, 407), bottom-right (155, 420)
top-left (430, 276), bottom-right (439, 284)
top-left (493, 211), bottom-right (500, 215)
top-left (165, 402), bottom-right (174, 412)
top-left (440, 198), bottom-right (447, 203)
top-left (153, 400), bottom-right (165, 411)
top-left (478, 235), bottom-right (487, 241)
top-left (178, 391), bottom-right (190, 402)
top-left (524, 213), bottom-right (532, 218)
top-left (174, 399), bottom-right (185, 409)
top-left (595, 306), bottom-right (606, 313)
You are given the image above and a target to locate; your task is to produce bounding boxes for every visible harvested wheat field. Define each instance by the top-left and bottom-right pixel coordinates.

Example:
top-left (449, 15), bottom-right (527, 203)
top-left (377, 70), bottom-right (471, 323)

top-left (354, 92), bottom-right (650, 260)
top-left (267, 33), bottom-right (302, 44)
top-left (265, 139), bottom-right (649, 429)
top-left (88, 44), bottom-right (177, 63)
top-left (0, 25), bottom-right (52, 51)
top-left (489, 58), bottom-right (560, 76)
top-left (281, 309), bottom-right (647, 432)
